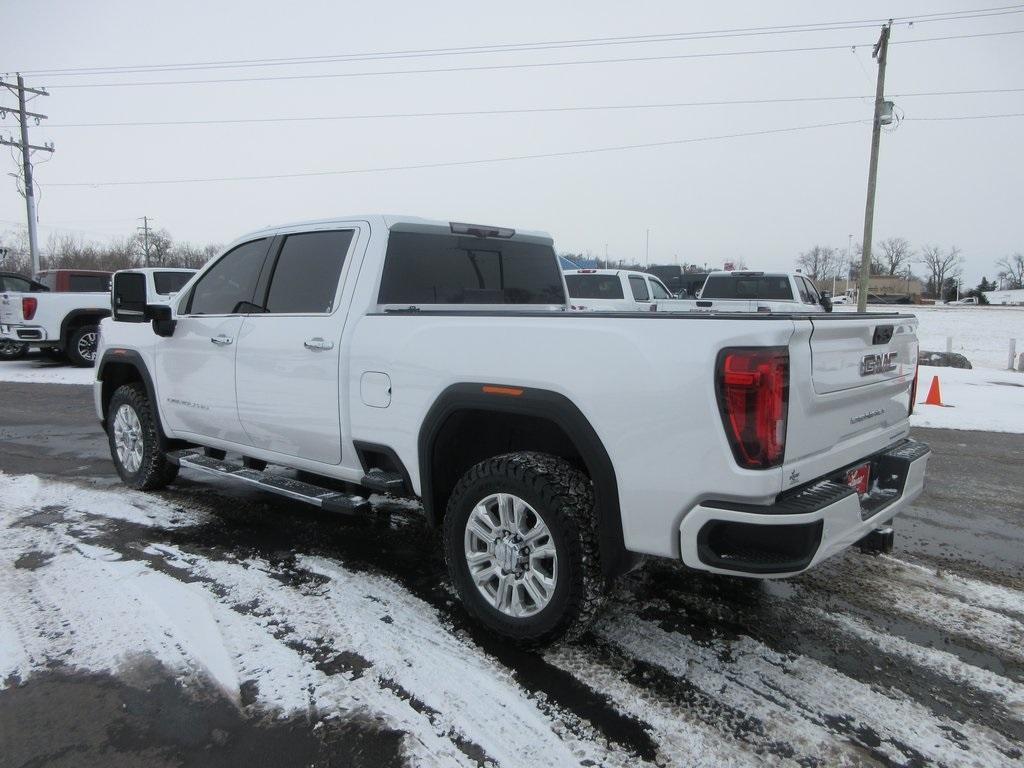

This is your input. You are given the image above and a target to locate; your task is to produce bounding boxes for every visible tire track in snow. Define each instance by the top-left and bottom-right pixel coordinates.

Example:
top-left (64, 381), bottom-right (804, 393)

top-left (596, 610), bottom-right (1022, 767)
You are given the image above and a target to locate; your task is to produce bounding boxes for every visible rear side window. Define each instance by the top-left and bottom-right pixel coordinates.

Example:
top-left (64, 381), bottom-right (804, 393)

top-left (188, 239), bottom-right (269, 315)
top-left (153, 271), bottom-right (193, 296)
top-left (564, 274), bottom-right (624, 300)
top-left (629, 275), bottom-right (649, 301)
top-left (265, 230), bottom-right (354, 314)
top-left (1, 276), bottom-right (30, 292)
top-left (68, 274), bottom-right (110, 292)
top-left (700, 274), bottom-right (794, 301)
top-left (378, 232), bottom-right (564, 305)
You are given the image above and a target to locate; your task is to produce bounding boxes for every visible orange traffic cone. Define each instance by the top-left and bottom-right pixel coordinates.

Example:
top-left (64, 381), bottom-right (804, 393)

top-left (923, 375), bottom-right (943, 406)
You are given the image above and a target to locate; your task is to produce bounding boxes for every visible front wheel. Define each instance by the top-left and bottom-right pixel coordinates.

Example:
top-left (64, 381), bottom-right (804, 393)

top-left (0, 340), bottom-right (28, 361)
top-left (107, 383), bottom-right (178, 490)
top-left (67, 324), bottom-right (99, 367)
top-left (443, 452), bottom-right (605, 644)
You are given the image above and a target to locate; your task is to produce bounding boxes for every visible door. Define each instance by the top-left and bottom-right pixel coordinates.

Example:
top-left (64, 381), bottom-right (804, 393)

top-left (628, 275), bottom-right (650, 309)
top-left (156, 238), bottom-right (271, 443)
top-left (235, 228), bottom-right (356, 464)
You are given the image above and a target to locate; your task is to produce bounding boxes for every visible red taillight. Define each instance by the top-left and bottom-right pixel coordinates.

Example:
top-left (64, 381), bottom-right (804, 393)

top-left (22, 297), bottom-right (38, 321)
top-left (716, 347), bottom-right (789, 469)
top-left (908, 363), bottom-right (919, 416)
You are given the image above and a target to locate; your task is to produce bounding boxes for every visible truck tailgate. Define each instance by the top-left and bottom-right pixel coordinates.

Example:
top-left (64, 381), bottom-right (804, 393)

top-left (783, 314), bottom-right (919, 485)
top-left (808, 316), bottom-right (917, 394)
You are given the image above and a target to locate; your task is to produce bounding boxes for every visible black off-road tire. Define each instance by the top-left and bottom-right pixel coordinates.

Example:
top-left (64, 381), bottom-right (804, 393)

top-left (0, 340), bottom-right (28, 361)
top-left (107, 382), bottom-right (179, 490)
top-left (67, 324), bottom-right (100, 367)
top-left (443, 451), bottom-right (606, 644)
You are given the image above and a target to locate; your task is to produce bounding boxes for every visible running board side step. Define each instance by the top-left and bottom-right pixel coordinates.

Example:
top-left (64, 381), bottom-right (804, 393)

top-left (170, 451), bottom-right (371, 515)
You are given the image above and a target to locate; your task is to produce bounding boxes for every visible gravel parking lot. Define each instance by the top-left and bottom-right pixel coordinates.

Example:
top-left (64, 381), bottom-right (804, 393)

top-left (2, 380), bottom-right (1023, 767)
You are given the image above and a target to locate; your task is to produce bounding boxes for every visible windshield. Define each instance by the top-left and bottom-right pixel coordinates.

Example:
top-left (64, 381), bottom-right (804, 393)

top-left (700, 274), bottom-right (793, 300)
top-left (564, 274), bottom-right (624, 300)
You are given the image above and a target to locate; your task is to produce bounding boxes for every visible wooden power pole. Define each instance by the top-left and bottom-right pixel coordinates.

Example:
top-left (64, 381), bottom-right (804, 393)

top-left (0, 74), bottom-right (53, 277)
top-left (857, 23), bottom-right (891, 312)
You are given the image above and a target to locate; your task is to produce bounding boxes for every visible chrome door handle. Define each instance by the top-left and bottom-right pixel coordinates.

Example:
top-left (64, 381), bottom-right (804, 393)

top-left (304, 337), bottom-right (334, 351)
top-left (210, 335), bottom-right (233, 346)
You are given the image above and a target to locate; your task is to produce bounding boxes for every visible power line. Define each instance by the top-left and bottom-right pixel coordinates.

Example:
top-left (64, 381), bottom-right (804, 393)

top-left (15, 5), bottom-right (1024, 78)
top-left (42, 111), bottom-right (1023, 189)
top-left (40, 88), bottom-right (1024, 129)
top-left (40, 120), bottom-right (870, 187)
top-left (43, 29), bottom-right (1024, 89)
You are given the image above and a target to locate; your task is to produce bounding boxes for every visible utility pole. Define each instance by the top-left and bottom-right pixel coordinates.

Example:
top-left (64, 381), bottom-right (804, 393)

top-left (645, 228), bottom-right (650, 266)
top-left (857, 23), bottom-right (891, 312)
top-left (0, 74), bottom-right (53, 277)
top-left (137, 216), bottom-right (153, 266)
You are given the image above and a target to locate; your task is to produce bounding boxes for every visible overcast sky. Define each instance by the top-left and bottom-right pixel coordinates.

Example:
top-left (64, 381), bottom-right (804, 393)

top-left (2, 1), bottom-right (1022, 284)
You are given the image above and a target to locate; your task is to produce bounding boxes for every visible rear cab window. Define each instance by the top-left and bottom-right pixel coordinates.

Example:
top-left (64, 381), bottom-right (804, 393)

top-left (564, 274), bottom-right (624, 300)
top-left (153, 271), bottom-right (194, 296)
top-left (378, 230), bottom-right (565, 306)
top-left (700, 273), bottom-right (794, 301)
top-left (68, 274), bottom-right (111, 292)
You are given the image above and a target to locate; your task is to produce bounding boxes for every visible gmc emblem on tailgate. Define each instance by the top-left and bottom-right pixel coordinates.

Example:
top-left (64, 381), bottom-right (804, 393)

top-left (860, 351), bottom-right (898, 376)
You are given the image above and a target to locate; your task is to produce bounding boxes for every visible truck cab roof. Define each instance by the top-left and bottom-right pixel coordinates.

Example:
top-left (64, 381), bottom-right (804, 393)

top-left (244, 215), bottom-right (553, 246)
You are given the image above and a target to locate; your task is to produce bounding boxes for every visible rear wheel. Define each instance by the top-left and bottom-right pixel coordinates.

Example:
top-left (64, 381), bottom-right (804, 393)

top-left (107, 383), bottom-right (178, 490)
top-left (0, 340), bottom-right (28, 361)
top-left (67, 324), bottom-right (99, 367)
top-left (443, 452), bottom-right (605, 644)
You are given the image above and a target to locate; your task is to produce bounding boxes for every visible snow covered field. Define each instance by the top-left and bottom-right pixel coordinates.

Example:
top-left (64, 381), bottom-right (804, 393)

top-left (3, 471), bottom-right (1023, 767)
top-left (837, 304), bottom-right (1024, 371)
top-left (0, 355), bottom-right (94, 386)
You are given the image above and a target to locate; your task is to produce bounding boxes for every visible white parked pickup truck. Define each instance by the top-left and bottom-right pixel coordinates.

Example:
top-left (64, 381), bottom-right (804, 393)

top-left (94, 215), bottom-right (930, 643)
top-left (663, 271), bottom-right (834, 314)
top-left (1, 267), bottom-right (194, 366)
top-left (564, 268), bottom-right (697, 312)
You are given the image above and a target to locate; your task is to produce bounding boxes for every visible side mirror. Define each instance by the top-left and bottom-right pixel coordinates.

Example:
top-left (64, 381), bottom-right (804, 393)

top-left (146, 304), bottom-right (176, 337)
top-left (820, 295), bottom-right (833, 312)
top-left (111, 272), bottom-right (147, 322)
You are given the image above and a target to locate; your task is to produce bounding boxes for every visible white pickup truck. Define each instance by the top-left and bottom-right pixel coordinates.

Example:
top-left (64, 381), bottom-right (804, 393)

top-left (94, 215), bottom-right (930, 643)
top-left (660, 271), bottom-right (834, 314)
top-left (1, 267), bottom-right (194, 366)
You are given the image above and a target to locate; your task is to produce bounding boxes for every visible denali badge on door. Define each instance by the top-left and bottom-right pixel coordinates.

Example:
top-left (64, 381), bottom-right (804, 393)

top-left (860, 351), bottom-right (897, 376)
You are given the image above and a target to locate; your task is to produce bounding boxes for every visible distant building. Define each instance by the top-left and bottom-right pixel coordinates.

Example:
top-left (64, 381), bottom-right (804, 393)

top-left (983, 288), bottom-right (1024, 305)
top-left (812, 275), bottom-right (924, 303)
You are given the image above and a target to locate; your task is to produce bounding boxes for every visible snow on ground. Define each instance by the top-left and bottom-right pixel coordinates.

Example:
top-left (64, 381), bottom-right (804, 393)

top-left (0, 355), bottom-right (94, 385)
top-left (837, 304), bottom-right (1024, 371)
top-left (910, 366), bottom-right (1024, 433)
top-left (3, 471), bottom-right (1023, 767)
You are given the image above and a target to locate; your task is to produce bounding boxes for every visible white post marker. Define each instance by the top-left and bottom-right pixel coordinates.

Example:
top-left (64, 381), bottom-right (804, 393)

top-left (1010, 338), bottom-right (1018, 370)
top-left (946, 337), bottom-right (952, 355)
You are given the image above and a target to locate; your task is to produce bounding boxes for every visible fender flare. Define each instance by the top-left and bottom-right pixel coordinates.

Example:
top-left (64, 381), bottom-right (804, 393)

top-left (60, 308), bottom-right (111, 347)
top-left (96, 348), bottom-right (167, 445)
top-left (418, 382), bottom-right (633, 578)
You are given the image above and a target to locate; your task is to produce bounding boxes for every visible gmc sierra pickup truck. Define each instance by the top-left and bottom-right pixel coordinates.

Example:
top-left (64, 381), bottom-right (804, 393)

top-left (661, 271), bottom-right (834, 314)
top-left (94, 215), bottom-right (930, 643)
top-left (1, 267), bottom-right (194, 366)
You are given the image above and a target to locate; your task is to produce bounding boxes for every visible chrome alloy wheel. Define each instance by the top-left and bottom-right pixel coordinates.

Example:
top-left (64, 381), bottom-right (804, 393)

top-left (464, 492), bottom-right (558, 618)
top-left (77, 331), bottom-right (98, 362)
top-left (113, 403), bottom-right (144, 473)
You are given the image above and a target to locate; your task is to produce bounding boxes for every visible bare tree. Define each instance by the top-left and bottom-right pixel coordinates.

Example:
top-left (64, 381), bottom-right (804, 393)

top-left (996, 253), bottom-right (1024, 289)
top-left (918, 245), bottom-right (963, 297)
top-left (795, 245), bottom-right (841, 280)
top-left (877, 237), bottom-right (913, 276)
